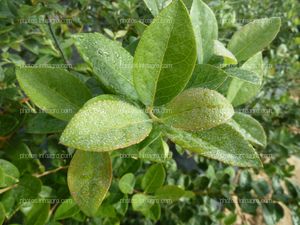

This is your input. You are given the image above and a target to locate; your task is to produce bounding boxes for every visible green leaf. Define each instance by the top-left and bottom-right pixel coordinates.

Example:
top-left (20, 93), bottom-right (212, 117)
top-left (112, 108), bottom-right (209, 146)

top-left (132, 193), bottom-right (154, 212)
top-left (16, 68), bottom-right (92, 121)
top-left (187, 64), bottom-right (228, 90)
top-left (155, 185), bottom-right (185, 201)
top-left (213, 40), bottom-right (237, 65)
top-left (228, 113), bottom-right (267, 147)
top-left (73, 33), bottom-right (139, 100)
top-left (190, 0), bottom-right (218, 63)
top-left (262, 203), bottom-right (284, 225)
top-left (25, 203), bottom-right (50, 225)
top-left (0, 203), bottom-right (5, 225)
top-left (54, 198), bottom-right (80, 220)
top-left (139, 128), bottom-right (170, 163)
top-left (142, 164), bottom-right (166, 193)
top-left (160, 88), bottom-right (234, 131)
top-left (118, 173), bottom-right (136, 194)
top-left (0, 159), bottom-right (20, 188)
top-left (60, 95), bottom-right (152, 152)
top-left (67, 151), bottom-right (112, 216)
top-left (162, 124), bottom-right (262, 168)
top-left (133, 0), bottom-right (197, 106)
top-left (226, 52), bottom-right (264, 106)
top-left (228, 17), bottom-right (281, 61)
top-left (252, 179), bottom-right (270, 197)
top-left (0, 115), bottom-right (19, 136)
top-left (25, 114), bottom-right (67, 134)
top-left (143, 0), bottom-right (172, 16)
top-left (225, 68), bottom-right (261, 85)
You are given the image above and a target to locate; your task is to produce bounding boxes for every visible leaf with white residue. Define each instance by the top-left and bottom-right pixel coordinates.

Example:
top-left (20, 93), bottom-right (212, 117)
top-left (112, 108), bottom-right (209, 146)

top-left (160, 88), bottom-right (234, 131)
top-left (60, 95), bottom-right (152, 152)
top-left (162, 124), bottom-right (262, 168)
top-left (68, 151), bottom-right (112, 216)
top-left (228, 113), bottom-right (267, 147)
top-left (73, 33), bottom-right (139, 100)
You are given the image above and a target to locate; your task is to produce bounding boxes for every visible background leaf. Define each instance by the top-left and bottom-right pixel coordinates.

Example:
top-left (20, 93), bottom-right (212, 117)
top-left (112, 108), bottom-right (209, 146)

top-left (142, 164), bottom-right (166, 193)
top-left (190, 0), bottom-right (218, 63)
top-left (228, 18), bottom-right (281, 61)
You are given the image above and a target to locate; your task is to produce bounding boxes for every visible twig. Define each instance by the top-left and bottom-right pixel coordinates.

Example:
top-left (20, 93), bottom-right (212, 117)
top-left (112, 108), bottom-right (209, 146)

top-left (34, 166), bottom-right (69, 178)
top-left (45, 14), bottom-right (71, 68)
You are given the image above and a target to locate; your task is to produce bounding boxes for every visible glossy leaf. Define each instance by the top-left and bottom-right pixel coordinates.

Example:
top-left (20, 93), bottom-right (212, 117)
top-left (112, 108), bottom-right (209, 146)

top-left (227, 52), bottom-right (264, 106)
top-left (187, 64), bottom-right (228, 90)
top-left (160, 88), bottom-right (234, 131)
top-left (213, 40), bottom-right (237, 65)
top-left (162, 124), bottom-right (262, 168)
top-left (228, 18), bottom-right (281, 61)
top-left (73, 33), bottom-right (139, 100)
top-left (16, 68), bottom-right (92, 121)
top-left (228, 113), bottom-right (267, 147)
top-left (142, 164), bottom-right (166, 193)
top-left (118, 173), bottom-right (136, 194)
top-left (68, 151), bottom-right (112, 216)
top-left (133, 0), bottom-right (197, 106)
top-left (60, 95), bottom-right (152, 152)
top-left (190, 0), bottom-right (218, 63)
top-left (0, 159), bottom-right (20, 188)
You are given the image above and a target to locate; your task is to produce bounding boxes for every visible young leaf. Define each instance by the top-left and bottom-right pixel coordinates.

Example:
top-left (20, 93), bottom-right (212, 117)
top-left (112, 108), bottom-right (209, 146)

top-left (225, 68), bottom-right (261, 85)
top-left (0, 159), bottom-right (20, 188)
top-left (143, 0), bottom-right (172, 16)
top-left (16, 68), bottom-right (92, 121)
top-left (213, 40), bottom-right (237, 65)
top-left (155, 185), bottom-right (185, 201)
top-left (162, 124), bottom-right (262, 168)
top-left (68, 151), bottom-right (112, 216)
top-left (118, 173), bottom-right (136, 194)
top-left (160, 88), bottom-right (234, 131)
top-left (227, 52), bottom-right (264, 106)
top-left (54, 198), bottom-right (80, 220)
top-left (133, 0), bottom-right (197, 106)
top-left (228, 113), bottom-right (267, 147)
top-left (187, 64), bottom-right (228, 90)
top-left (190, 0), bottom-right (218, 63)
top-left (73, 33), bottom-right (139, 100)
top-left (141, 164), bottom-right (166, 193)
top-left (228, 17), bottom-right (281, 61)
top-left (60, 95), bottom-right (152, 152)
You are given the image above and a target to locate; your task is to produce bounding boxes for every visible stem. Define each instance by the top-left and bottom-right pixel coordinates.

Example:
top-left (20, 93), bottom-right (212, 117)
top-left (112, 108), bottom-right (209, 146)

top-left (45, 15), bottom-right (70, 68)
top-left (0, 166), bottom-right (69, 194)
top-left (34, 166), bottom-right (69, 178)
top-left (146, 107), bottom-right (163, 123)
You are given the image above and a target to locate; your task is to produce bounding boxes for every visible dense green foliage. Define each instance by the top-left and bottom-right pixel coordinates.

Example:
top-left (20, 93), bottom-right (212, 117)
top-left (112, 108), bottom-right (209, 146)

top-left (0, 0), bottom-right (299, 224)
